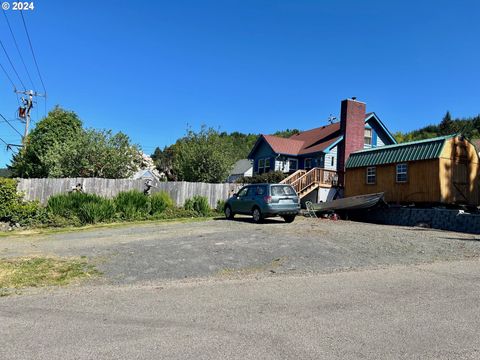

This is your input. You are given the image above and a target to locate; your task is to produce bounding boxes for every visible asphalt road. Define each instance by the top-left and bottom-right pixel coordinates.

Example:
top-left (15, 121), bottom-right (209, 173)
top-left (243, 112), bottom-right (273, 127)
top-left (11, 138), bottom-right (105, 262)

top-left (1, 218), bottom-right (480, 359)
top-left (1, 259), bottom-right (479, 359)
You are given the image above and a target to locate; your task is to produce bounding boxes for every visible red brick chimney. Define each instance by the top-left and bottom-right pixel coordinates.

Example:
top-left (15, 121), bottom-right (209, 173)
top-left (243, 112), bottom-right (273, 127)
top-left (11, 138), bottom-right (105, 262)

top-left (337, 98), bottom-right (366, 176)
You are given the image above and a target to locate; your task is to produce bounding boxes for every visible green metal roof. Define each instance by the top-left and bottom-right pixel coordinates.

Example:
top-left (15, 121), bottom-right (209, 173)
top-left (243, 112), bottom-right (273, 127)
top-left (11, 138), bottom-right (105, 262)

top-left (346, 135), bottom-right (454, 168)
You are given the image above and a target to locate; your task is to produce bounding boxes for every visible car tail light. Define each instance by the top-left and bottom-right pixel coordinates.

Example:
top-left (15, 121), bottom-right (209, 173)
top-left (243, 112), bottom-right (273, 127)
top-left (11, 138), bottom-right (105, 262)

top-left (263, 195), bottom-right (272, 204)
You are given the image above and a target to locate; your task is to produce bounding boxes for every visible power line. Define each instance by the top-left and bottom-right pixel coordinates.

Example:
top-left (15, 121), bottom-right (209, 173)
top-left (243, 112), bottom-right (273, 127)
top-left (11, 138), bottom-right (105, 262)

top-left (0, 61), bottom-right (16, 89)
top-left (0, 135), bottom-right (8, 146)
top-left (0, 38), bottom-right (26, 90)
top-left (0, 118), bottom-right (23, 124)
top-left (0, 133), bottom-right (22, 154)
top-left (2, 9), bottom-right (36, 90)
top-left (0, 112), bottom-right (23, 137)
top-left (20, 10), bottom-right (46, 94)
top-left (0, 134), bottom-right (16, 154)
top-left (0, 59), bottom-right (20, 105)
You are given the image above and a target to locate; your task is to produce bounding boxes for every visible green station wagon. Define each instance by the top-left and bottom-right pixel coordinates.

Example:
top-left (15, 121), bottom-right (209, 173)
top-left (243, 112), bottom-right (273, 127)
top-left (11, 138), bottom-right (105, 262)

top-left (224, 183), bottom-right (300, 223)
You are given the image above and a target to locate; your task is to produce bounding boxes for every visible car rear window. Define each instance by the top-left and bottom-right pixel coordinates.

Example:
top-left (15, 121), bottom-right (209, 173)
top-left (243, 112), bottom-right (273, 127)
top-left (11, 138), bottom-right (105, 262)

top-left (271, 185), bottom-right (296, 196)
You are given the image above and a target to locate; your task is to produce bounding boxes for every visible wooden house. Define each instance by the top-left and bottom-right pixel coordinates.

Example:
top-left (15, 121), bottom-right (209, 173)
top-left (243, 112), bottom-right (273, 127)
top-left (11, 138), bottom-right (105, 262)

top-left (345, 135), bottom-right (480, 206)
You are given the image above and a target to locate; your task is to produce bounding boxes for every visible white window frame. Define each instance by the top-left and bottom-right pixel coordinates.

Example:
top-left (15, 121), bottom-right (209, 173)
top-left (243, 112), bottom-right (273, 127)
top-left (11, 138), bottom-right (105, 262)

top-left (366, 166), bottom-right (376, 184)
top-left (396, 163), bottom-right (408, 183)
top-left (264, 158), bottom-right (271, 172)
top-left (364, 128), bottom-right (372, 147)
top-left (258, 159), bottom-right (264, 173)
top-left (288, 158), bottom-right (298, 171)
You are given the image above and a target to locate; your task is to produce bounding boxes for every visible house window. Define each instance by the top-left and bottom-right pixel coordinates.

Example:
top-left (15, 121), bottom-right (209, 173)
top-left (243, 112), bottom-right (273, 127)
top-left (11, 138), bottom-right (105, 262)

top-left (366, 166), bottom-right (376, 184)
top-left (364, 128), bottom-right (372, 146)
top-left (264, 158), bottom-right (271, 173)
top-left (305, 158), bottom-right (312, 170)
top-left (331, 156), bottom-right (335, 167)
top-left (288, 159), bottom-right (298, 171)
top-left (258, 159), bottom-right (264, 174)
top-left (396, 163), bottom-right (408, 183)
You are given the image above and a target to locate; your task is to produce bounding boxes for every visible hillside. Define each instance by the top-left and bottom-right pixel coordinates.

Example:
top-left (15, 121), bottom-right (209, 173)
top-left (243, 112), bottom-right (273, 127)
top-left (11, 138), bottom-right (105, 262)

top-left (394, 111), bottom-right (480, 143)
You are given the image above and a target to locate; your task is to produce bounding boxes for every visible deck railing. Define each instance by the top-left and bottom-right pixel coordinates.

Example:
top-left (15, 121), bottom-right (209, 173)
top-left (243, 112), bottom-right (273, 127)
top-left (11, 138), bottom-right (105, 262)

top-left (280, 169), bottom-right (307, 185)
top-left (289, 168), bottom-right (339, 195)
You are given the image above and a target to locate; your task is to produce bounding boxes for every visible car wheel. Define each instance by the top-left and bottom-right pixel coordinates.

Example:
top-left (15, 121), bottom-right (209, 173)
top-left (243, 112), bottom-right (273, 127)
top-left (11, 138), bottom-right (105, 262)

top-left (224, 205), bottom-right (234, 220)
top-left (252, 207), bottom-right (263, 223)
top-left (282, 215), bottom-right (296, 223)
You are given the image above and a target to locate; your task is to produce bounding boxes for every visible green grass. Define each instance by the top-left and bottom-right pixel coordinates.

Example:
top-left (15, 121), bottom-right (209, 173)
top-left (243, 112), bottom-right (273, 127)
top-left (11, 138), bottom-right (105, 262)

top-left (0, 257), bottom-right (99, 296)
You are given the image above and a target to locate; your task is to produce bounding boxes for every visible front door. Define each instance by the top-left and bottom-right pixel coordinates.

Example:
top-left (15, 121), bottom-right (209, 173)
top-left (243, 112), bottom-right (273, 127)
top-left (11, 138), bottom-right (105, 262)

top-left (452, 161), bottom-right (469, 203)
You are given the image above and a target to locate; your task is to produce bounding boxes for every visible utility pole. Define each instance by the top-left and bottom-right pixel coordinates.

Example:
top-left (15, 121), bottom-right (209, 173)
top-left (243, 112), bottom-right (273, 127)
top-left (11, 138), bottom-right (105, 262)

top-left (14, 89), bottom-right (46, 146)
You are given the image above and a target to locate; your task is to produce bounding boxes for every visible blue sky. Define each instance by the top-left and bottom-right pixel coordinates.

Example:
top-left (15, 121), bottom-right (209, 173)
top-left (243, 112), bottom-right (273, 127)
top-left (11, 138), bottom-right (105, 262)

top-left (0, 0), bottom-right (479, 166)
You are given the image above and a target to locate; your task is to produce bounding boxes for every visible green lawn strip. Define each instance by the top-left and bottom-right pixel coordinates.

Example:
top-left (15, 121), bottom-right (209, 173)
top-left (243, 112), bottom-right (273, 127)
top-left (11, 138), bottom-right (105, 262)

top-left (0, 216), bottom-right (217, 238)
top-left (0, 256), bottom-right (99, 296)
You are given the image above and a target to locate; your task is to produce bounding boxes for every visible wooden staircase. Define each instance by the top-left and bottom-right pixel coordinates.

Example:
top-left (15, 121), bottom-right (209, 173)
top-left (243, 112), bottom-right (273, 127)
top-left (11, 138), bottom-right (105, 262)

top-left (280, 167), bottom-right (340, 199)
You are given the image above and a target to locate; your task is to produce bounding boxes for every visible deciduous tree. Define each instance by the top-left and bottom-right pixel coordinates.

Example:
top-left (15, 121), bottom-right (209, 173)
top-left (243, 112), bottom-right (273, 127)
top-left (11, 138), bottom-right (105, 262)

top-left (173, 126), bottom-right (234, 183)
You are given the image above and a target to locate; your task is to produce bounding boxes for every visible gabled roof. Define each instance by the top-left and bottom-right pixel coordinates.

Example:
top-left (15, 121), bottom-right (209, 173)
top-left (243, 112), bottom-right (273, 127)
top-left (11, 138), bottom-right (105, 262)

top-left (262, 135), bottom-right (305, 155)
top-left (229, 159), bottom-right (253, 175)
top-left (289, 122), bottom-right (342, 154)
top-left (346, 135), bottom-right (454, 168)
top-left (248, 112), bottom-right (395, 159)
top-left (364, 112), bottom-right (397, 144)
top-left (248, 122), bottom-right (342, 158)
top-left (131, 169), bottom-right (157, 180)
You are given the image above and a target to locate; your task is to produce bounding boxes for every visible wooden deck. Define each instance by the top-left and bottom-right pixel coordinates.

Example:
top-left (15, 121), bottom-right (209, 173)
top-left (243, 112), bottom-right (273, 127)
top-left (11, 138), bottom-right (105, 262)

top-left (281, 168), bottom-right (340, 198)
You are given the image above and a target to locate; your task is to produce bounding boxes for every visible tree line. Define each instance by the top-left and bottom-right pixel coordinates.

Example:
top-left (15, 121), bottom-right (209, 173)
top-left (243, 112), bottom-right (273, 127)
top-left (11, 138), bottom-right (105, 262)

top-left (7, 106), bottom-right (301, 183)
top-left (150, 128), bottom-right (300, 183)
top-left (8, 105), bottom-right (479, 182)
top-left (9, 107), bottom-right (142, 178)
top-left (393, 111), bottom-right (480, 143)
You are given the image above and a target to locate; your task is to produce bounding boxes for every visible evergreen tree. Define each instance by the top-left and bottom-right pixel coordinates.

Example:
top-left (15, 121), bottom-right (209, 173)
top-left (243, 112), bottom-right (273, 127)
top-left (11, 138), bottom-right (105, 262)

top-left (439, 111), bottom-right (453, 135)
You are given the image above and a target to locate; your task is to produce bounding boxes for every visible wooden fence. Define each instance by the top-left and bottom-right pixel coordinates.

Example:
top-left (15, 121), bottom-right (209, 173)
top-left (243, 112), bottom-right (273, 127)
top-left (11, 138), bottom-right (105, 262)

top-left (17, 178), bottom-right (241, 208)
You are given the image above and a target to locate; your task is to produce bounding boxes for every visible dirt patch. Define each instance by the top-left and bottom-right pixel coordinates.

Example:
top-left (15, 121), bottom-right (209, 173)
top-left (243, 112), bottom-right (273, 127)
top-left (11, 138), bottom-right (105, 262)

top-left (217, 256), bottom-right (287, 278)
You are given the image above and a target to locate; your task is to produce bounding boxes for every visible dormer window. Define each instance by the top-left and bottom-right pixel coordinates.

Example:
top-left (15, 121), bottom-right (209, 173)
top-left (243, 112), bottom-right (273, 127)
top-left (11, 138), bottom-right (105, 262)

top-left (258, 159), bottom-right (264, 174)
top-left (364, 128), bottom-right (372, 147)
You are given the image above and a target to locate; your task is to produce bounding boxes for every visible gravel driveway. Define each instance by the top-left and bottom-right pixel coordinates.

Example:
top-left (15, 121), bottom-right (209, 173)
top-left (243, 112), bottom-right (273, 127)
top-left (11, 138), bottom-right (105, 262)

top-left (2, 217), bottom-right (480, 359)
top-left (1, 217), bottom-right (479, 284)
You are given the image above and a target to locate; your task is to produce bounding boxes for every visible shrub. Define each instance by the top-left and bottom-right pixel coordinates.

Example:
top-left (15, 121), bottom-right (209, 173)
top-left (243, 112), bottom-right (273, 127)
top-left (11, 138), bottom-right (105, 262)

top-left (151, 207), bottom-right (198, 220)
top-left (0, 178), bottom-right (21, 219)
top-left (0, 178), bottom-right (43, 226)
top-left (42, 213), bottom-right (81, 228)
top-left (47, 192), bottom-right (116, 225)
top-left (10, 201), bottom-right (45, 226)
top-left (237, 171), bottom-right (286, 184)
top-left (216, 199), bottom-right (226, 213)
top-left (78, 200), bottom-right (116, 224)
top-left (150, 191), bottom-right (174, 215)
top-left (184, 195), bottom-right (211, 216)
top-left (48, 192), bottom-right (100, 217)
top-left (114, 190), bottom-right (150, 220)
